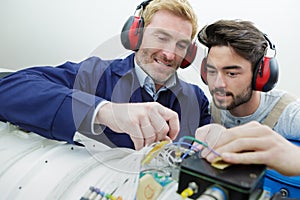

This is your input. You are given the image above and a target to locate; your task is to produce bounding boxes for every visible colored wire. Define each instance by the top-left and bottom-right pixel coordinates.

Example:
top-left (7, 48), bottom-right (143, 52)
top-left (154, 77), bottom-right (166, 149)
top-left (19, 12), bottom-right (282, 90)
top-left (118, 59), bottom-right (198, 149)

top-left (179, 136), bottom-right (220, 157)
top-left (178, 136), bottom-right (208, 147)
top-left (181, 144), bottom-right (200, 160)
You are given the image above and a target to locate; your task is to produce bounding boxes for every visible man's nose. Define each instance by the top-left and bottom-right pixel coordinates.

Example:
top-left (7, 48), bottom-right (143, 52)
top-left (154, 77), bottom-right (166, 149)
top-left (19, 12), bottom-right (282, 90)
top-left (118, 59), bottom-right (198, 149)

top-left (162, 43), bottom-right (177, 61)
top-left (214, 73), bottom-right (226, 88)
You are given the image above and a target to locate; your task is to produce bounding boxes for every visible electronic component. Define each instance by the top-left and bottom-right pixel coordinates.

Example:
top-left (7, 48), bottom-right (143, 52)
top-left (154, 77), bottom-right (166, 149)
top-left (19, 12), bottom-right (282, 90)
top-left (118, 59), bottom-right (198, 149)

top-left (177, 155), bottom-right (266, 200)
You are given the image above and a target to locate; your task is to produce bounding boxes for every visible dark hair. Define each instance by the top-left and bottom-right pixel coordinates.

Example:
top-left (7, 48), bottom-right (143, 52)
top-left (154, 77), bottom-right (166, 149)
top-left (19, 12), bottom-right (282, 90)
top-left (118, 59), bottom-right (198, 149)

top-left (198, 19), bottom-right (268, 70)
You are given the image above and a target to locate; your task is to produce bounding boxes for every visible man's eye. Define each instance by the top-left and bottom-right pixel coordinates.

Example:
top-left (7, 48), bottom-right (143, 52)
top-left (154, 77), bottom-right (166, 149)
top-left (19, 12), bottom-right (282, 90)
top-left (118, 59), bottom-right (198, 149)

top-left (157, 35), bottom-right (168, 41)
top-left (227, 72), bottom-right (237, 77)
top-left (207, 69), bottom-right (216, 74)
top-left (177, 43), bottom-right (188, 50)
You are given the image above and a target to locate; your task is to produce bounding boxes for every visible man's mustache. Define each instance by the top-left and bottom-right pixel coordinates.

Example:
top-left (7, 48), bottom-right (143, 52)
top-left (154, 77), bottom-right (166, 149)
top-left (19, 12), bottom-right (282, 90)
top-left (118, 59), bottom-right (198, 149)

top-left (212, 88), bottom-right (233, 96)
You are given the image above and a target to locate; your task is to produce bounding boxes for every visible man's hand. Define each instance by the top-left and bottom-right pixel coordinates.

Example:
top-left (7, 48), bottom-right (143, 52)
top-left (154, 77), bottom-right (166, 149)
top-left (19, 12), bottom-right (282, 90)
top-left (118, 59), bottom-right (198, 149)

top-left (194, 123), bottom-right (226, 157)
top-left (196, 121), bottom-right (300, 176)
top-left (96, 102), bottom-right (179, 150)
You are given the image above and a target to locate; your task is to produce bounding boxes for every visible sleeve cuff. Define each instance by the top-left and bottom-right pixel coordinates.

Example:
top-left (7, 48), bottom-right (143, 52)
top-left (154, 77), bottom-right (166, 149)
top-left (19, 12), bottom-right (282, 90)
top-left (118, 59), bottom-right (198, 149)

top-left (91, 100), bottom-right (109, 135)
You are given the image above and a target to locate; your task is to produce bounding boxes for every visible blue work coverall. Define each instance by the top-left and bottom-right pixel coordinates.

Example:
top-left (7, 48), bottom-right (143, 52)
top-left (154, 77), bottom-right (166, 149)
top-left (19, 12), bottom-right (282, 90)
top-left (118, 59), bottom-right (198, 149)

top-left (0, 54), bottom-right (210, 149)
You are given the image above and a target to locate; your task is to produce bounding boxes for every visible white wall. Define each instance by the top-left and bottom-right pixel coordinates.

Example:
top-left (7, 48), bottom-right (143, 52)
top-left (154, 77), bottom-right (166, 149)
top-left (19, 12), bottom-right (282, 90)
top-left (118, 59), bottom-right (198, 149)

top-left (1, 0), bottom-right (299, 96)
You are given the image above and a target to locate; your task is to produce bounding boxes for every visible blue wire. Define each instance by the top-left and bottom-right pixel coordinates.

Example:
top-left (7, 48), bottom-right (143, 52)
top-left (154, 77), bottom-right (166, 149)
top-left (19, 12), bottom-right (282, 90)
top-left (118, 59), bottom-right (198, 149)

top-left (177, 136), bottom-right (221, 159)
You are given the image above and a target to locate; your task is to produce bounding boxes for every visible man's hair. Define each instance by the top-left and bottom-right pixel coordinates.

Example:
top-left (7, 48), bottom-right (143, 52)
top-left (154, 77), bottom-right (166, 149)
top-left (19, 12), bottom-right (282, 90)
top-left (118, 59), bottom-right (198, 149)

top-left (140, 0), bottom-right (198, 39)
top-left (198, 19), bottom-right (268, 70)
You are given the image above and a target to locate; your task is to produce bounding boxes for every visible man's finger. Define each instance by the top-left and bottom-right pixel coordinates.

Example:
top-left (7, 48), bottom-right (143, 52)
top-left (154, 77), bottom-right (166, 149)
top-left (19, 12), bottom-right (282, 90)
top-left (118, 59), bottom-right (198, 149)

top-left (158, 106), bottom-right (179, 140)
top-left (130, 126), bottom-right (145, 150)
top-left (221, 151), bottom-right (266, 165)
top-left (140, 116), bottom-right (156, 145)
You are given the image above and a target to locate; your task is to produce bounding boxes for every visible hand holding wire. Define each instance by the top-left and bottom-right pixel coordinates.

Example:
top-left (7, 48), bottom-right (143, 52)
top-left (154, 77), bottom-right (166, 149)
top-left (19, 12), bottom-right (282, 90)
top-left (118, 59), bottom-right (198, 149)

top-left (194, 123), bottom-right (226, 160)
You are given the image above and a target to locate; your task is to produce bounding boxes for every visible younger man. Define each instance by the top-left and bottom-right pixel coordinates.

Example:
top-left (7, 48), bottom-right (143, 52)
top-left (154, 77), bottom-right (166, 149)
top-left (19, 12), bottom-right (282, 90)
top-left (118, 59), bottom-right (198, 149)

top-left (196, 19), bottom-right (300, 174)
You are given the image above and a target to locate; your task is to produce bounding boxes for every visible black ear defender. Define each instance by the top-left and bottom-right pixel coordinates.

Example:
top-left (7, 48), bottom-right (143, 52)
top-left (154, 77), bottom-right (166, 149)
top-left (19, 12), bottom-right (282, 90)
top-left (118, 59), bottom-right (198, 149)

top-left (120, 0), bottom-right (197, 68)
top-left (252, 34), bottom-right (279, 92)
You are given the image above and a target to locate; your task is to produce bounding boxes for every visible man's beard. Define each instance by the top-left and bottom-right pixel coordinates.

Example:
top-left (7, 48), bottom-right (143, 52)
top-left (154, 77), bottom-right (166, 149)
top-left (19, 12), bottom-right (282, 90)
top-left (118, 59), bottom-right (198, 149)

top-left (136, 48), bottom-right (178, 84)
top-left (212, 84), bottom-right (253, 110)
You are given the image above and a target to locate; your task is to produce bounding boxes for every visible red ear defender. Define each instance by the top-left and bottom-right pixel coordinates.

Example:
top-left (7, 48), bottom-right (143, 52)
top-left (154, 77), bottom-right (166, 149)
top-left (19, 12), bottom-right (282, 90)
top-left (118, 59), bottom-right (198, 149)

top-left (200, 57), bottom-right (208, 84)
top-left (180, 42), bottom-right (198, 68)
top-left (252, 34), bottom-right (279, 92)
top-left (252, 56), bottom-right (279, 92)
top-left (120, 0), bottom-right (151, 51)
top-left (121, 16), bottom-right (144, 51)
